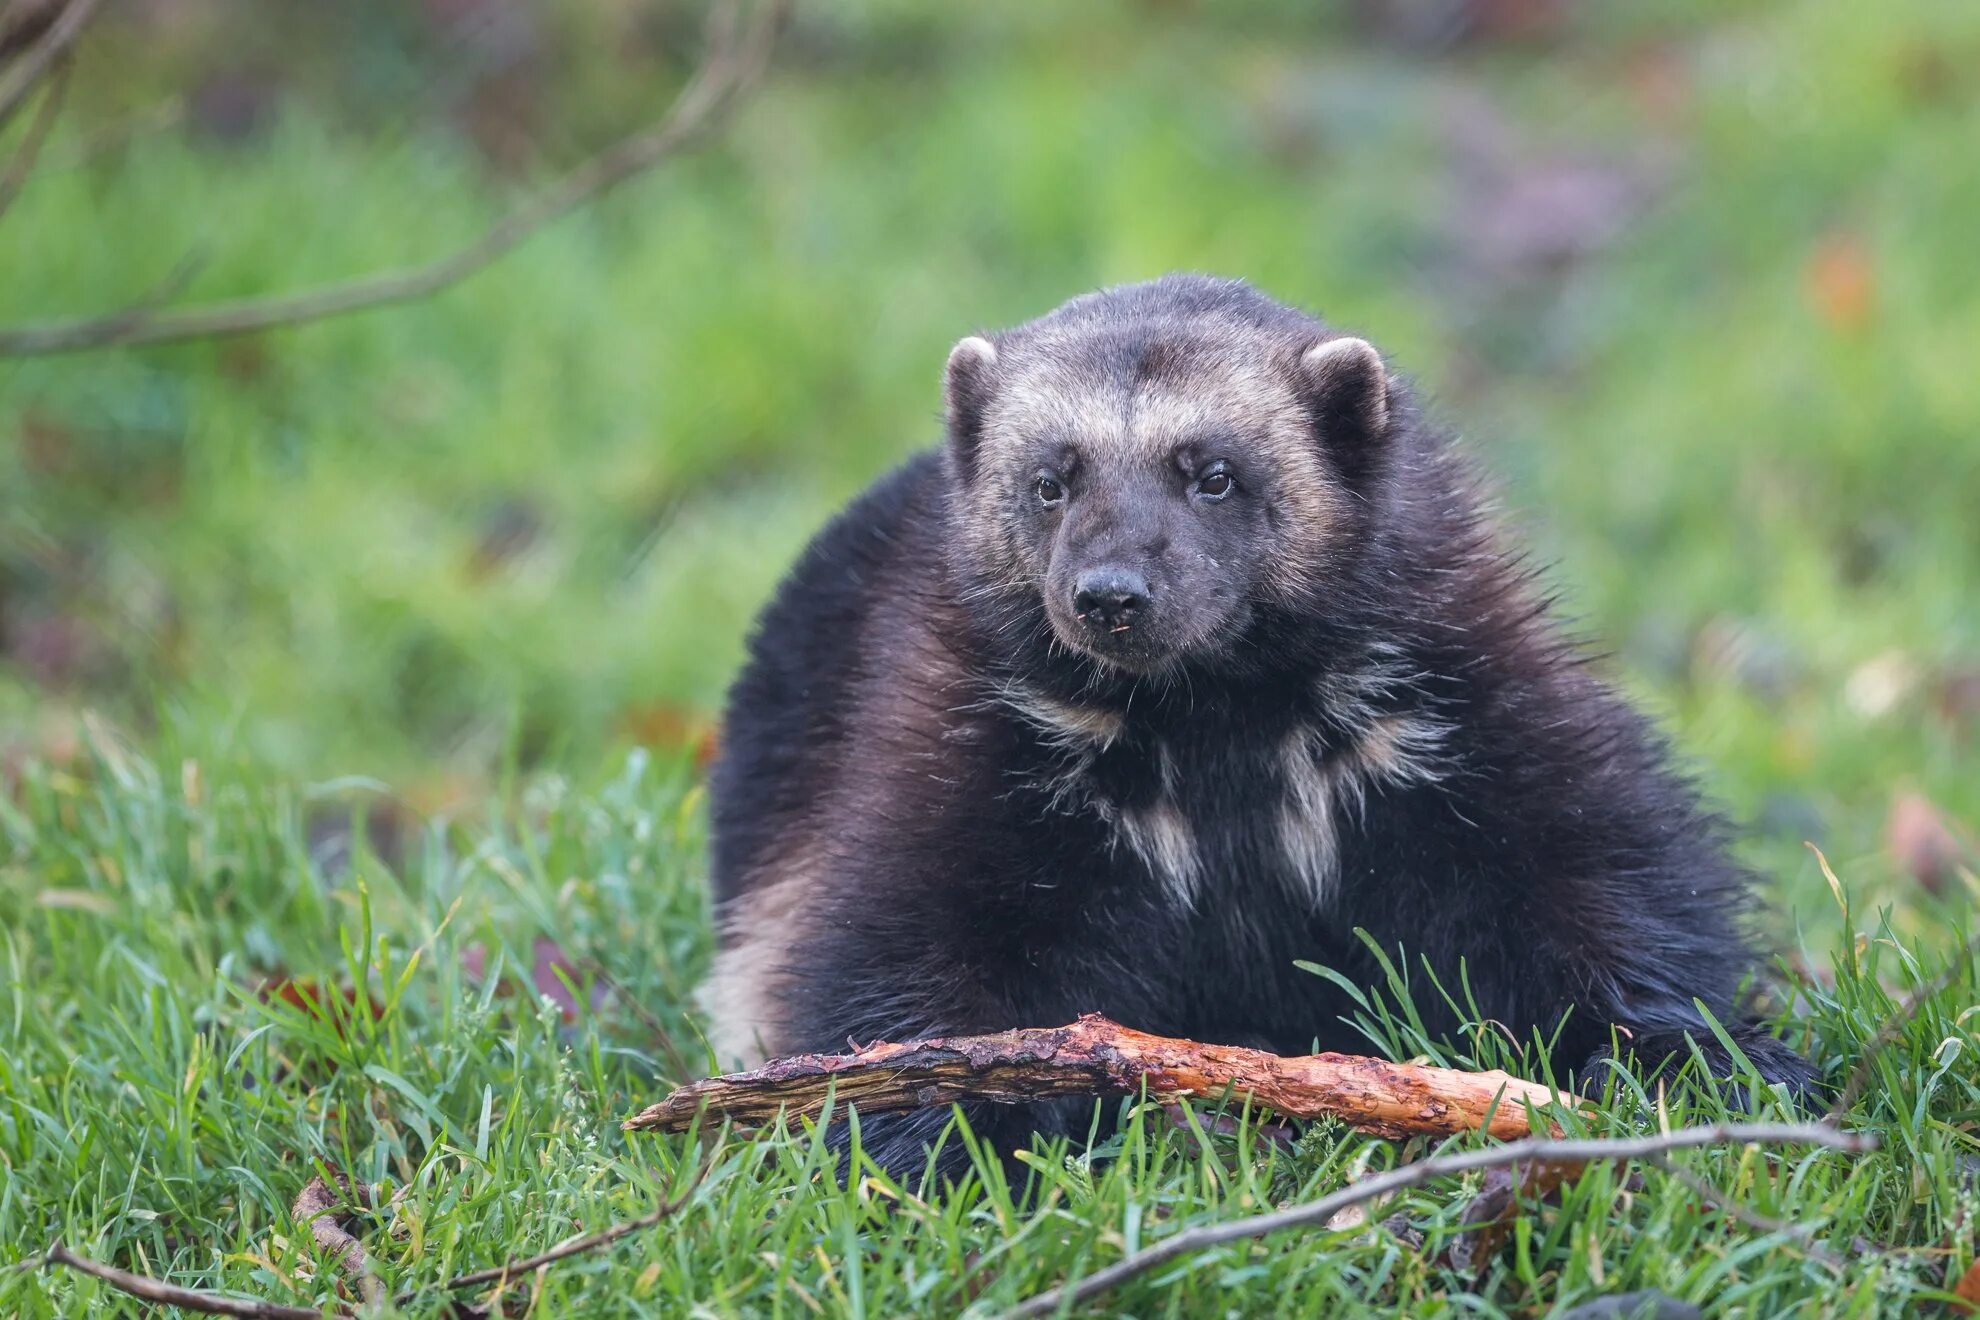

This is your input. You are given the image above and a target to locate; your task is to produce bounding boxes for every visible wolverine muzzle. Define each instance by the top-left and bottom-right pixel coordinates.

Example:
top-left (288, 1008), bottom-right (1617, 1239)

top-left (1073, 567), bottom-right (1151, 634)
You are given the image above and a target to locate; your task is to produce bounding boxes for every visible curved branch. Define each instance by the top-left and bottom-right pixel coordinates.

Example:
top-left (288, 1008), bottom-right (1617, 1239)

top-left (0, 0), bottom-right (788, 357)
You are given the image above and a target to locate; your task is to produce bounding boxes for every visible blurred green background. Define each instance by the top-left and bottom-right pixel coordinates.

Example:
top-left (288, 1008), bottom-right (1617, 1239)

top-left (1, 0), bottom-right (1975, 934)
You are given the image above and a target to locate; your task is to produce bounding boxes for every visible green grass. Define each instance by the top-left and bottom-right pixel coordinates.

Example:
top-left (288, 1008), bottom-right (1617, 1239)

top-left (2, 0), bottom-right (1978, 1313)
top-left (1, 741), bottom-right (1974, 1317)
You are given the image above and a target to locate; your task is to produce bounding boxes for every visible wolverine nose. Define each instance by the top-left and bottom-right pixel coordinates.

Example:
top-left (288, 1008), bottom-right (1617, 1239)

top-left (1073, 568), bottom-right (1150, 631)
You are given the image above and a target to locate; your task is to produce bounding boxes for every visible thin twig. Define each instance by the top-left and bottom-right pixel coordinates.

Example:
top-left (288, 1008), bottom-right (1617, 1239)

top-left (0, 48), bottom-right (63, 222)
top-left (0, 0), bottom-right (788, 356)
top-left (1825, 926), bottom-right (1980, 1120)
top-left (994, 1122), bottom-right (1872, 1320)
top-left (40, 1242), bottom-right (339, 1320)
top-left (393, 1147), bottom-right (715, 1304)
top-left (0, 0), bottom-right (99, 127)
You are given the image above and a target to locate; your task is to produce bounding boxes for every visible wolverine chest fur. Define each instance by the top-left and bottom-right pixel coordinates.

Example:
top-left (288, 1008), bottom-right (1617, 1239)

top-left (989, 656), bottom-right (1451, 916)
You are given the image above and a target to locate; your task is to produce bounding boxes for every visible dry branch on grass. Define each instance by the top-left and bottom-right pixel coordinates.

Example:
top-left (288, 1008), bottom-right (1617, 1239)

top-left (627, 1013), bottom-right (1582, 1140)
top-left (0, 0), bottom-right (788, 356)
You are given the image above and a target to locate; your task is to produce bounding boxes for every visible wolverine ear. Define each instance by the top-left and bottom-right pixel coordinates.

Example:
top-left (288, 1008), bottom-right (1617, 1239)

top-left (944, 336), bottom-right (998, 478)
top-left (1298, 336), bottom-right (1390, 449)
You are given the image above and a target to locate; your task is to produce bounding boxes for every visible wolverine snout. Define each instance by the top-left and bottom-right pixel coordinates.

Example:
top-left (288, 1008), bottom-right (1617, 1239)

top-left (1073, 567), bottom-right (1151, 632)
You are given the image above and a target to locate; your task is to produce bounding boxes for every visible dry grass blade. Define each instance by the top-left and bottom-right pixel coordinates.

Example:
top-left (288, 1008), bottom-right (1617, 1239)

top-left (0, 0), bottom-right (789, 355)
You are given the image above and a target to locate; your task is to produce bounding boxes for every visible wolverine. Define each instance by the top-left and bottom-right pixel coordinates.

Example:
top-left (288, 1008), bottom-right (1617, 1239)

top-left (703, 274), bottom-right (1816, 1179)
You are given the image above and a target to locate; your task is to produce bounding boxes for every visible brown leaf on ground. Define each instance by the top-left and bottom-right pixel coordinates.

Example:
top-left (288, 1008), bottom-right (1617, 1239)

top-left (532, 936), bottom-right (600, 1021)
top-left (1885, 792), bottom-right (1970, 897)
top-left (614, 703), bottom-right (721, 770)
top-left (1952, 1257), bottom-right (1980, 1312)
top-left (463, 937), bottom-right (610, 1024)
top-left (260, 979), bottom-right (387, 1035)
top-left (1444, 1159), bottom-right (1580, 1276)
top-left (1938, 669), bottom-right (1980, 737)
top-left (1806, 229), bottom-right (1876, 332)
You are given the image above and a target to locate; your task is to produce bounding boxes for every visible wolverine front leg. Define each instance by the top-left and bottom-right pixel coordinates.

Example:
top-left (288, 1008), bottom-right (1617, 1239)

top-left (706, 908), bottom-right (1094, 1186)
top-left (1509, 926), bottom-right (1821, 1101)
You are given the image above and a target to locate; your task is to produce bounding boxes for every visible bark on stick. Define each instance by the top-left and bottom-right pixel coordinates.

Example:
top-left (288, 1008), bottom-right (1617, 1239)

top-left (627, 1013), bottom-right (1577, 1140)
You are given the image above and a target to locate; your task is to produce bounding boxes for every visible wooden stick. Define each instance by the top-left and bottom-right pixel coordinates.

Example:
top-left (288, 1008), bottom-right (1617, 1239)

top-left (625, 1013), bottom-right (1580, 1140)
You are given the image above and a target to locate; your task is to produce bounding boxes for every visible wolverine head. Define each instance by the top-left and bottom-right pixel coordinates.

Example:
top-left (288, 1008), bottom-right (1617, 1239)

top-left (942, 275), bottom-right (1396, 675)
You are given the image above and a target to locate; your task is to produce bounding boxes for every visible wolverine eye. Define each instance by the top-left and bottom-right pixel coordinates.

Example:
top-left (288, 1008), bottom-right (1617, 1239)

top-left (1034, 474), bottom-right (1067, 506)
top-left (1193, 466), bottom-right (1234, 501)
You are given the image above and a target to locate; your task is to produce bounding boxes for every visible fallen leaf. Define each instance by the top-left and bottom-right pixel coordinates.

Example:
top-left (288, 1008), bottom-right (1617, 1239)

top-left (1885, 792), bottom-right (1969, 897)
top-left (1621, 41), bottom-right (1691, 127)
top-left (1950, 1258), bottom-right (1980, 1313)
top-left (532, 937), bottom-right (608, 1022)
top-left (188, 70), bottom-right (280, 144)
top-left (1937, 669), bottom-right (1980, 736)
top-left (615, 704), bottom-right (721, 770)
top-left (1444, 1159), bottom-right (1580, 1276)
top-left (261, 978), bottom-right (387, 1035)
top-left (1806, 229), bottom-right (1875, 332)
